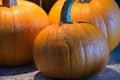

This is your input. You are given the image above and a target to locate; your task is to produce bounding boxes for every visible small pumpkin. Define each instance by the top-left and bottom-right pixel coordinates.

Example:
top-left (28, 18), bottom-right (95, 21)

top-left (49, 0), bottom-right (120, 51)
top-left (33, 0), bottom-right (109, 79)
top-left (0, 0), bottom-right (49, 66)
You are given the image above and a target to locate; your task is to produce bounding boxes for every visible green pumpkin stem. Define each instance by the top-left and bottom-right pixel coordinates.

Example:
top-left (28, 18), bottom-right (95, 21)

top-left (59, 0), bottom-right (75, 25)
top-left (79, 0), bottom-right (91, 3)
top-left (2, 0), bottom-right (18, 7)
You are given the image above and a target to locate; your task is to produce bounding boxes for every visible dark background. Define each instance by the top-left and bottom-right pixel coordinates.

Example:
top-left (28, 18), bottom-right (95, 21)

top-left (115, 0), bottom-right (120, 7)
top-left (27, 0), bottom-right (120, 13)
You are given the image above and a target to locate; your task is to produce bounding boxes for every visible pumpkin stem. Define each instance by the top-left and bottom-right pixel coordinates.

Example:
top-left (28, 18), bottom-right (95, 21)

top-left (79, 0), bottom-right (91, 3)
top-left (2, 0), bottom-right (18, 7)
top-left (59, 0), bottom-right (75, 25)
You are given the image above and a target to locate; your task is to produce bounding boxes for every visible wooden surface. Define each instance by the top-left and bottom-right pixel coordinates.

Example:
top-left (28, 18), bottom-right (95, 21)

top-left (0, 44), bottom-right (120, 80)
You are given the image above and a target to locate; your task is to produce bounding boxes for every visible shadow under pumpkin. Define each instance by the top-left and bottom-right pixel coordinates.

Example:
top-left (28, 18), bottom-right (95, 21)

top-left (34, 68), bottom-right (120, 80)
top-left (0, 63), bottom-right (37, 76)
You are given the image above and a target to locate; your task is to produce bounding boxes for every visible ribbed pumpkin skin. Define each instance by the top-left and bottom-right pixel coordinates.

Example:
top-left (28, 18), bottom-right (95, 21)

top-left (0, 1), bottom-right (49, 66)
top-left (33, 23), bottom-right (109, 79)
top-left (49, 0), bottom-right (120, 51)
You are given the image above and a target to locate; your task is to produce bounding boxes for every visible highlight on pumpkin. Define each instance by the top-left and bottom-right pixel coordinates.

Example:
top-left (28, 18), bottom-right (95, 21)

top-left (33, 0), bottom-right (109, 79)
top-left (0, 0), bottom-right (49, 66)
top-left (49, 0), bottom-right (120, 51)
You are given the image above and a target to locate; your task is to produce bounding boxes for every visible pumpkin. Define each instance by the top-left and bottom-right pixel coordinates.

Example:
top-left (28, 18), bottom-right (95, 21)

top-left (27, 0), bottom-right (57, 13)
top-left (33, 0), bottom-right (109, 79)
top-left (49, 0), bottom-right (120, 51)
top-left (0, 0), bottom-right (49, 66)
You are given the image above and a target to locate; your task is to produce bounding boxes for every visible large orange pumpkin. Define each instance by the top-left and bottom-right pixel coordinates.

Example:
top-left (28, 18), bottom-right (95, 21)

top-left (33, 0), bottom-right (109, 79)
top-left (0, 0), bottom-right (49, 66)
top-left (49, 0), bottom-right (120, 51)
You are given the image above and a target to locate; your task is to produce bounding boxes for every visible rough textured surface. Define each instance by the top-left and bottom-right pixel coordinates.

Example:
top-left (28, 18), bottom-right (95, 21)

top-left (0, 44), bottom-right (120, 80)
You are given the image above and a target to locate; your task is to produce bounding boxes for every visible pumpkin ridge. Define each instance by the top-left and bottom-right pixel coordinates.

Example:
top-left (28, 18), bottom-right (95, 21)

top-left (87, 25), bottom-right (102, 75)
top-left (11, 6), bottom-right (22, 65)
top-left (65, 25), bottom-right (76, 77)
top-left (21, 6), bottom-right (34, 64)
top-left (73, 24), bottom-right (88, 77)
top-left (82, 24), bottom-right (99, 77)
top-left (55, 27), bottom-right (68, 75)
top-left (92, 25), bottom-right (107, 75)
top-left (92, 25), bottom-right (108, 76)
top-left (72, 25), bottom-right (85, 77)
top-left (61, 25), bottom-right (79, 77)
top-left (61, 27), bottom-right (72, 77)
top-left (78, 24), bottom-right (88, 77)
top-left (90, 2), bottom-right (118, 50)
top-left (90, 0), bottom-right (118, 50)
top-left (1, 8), bottom-right (15, 66)
top-left (11, 7), bottom-right (16, 65)
top-left (0, 8), bottom-right (4, 65)
top-left (10, 3), bottom-right (37, 65)
top-left (17, 4), bottom-right (45, 64)
top-left (1, 8), bottom-right (6, 65)
top-left (12, 6), bottom-right (26, 65)
top-left (73, 24), bottom-right (85, 77)
top-left (20, 4), bottom-right (36, 63)
top-left (102, 12), bottom-right (120, 50)
top-left (61, 25), bottom-right (71, 76)
top-left (44, 27), bottom-right (57, 72)
top-left (33, 26), bottom-right (53, 74)
top-left (90, 2), bottom-right (108, 38)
